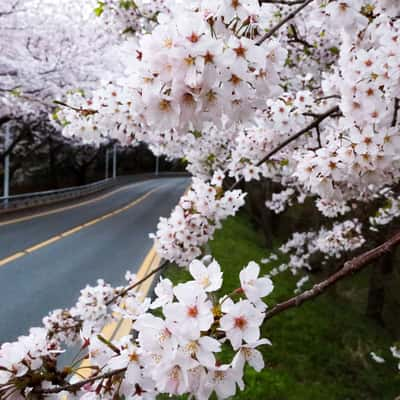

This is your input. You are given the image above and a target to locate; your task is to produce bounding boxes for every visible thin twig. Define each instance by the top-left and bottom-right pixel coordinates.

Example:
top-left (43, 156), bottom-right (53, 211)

top-left (288, 23), bottom-right (312, 48)
top-left (265, 230), bottom-right (400, 319)
top-left (106, 260), bottom-right (168, 305)
top-left (53, 100), bottom-right (98, 116)
top-left (392, 98), bottom-right (399, 127)
top-left (256, 0), bottom-right (314, 46)
top-left (35, 368), bottom-right (127, 394)
top-left (315, 95), bottom-right (341, 102)
top-left (315, 124), bottom-right (322, 148)
top-left (52, 260), bottom-right (169, 335)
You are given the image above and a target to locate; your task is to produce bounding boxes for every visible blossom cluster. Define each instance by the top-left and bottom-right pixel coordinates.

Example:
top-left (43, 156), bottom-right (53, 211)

top-left (151, 175), bottom-right (246, 266)
top-left (265, 187), bottom-right (306, 215)
top-left (94, 0), bottom-right (169, 36)
top-left (294, 6), bottom-right (400, 200)
top-left (0, 328), bottom-right (61, 398)
top-left (58, 1), bottom-right (400, 232)
top-left (43, 279), bottom-right (116, 345)
top-left (369, 189), bottom-right (400, 229)
top-left (59, 84), bottom-right (141, 147)
top-left (266, 219), bottom-right (365, 275)
top-left (60, 0), bottom-right (287, 162)
top-left (58, 1), bottom-right (400, 206)
top-left (34, 0), bottom-right (400, 397)
top-left (391, 346), bottom-right (400, 370)
top-left (0, 259), bottom-right (274, 399)
top-left (369, 345), bottom-right (400, 369)
top-left (315, 198), bottom-right (351, 218)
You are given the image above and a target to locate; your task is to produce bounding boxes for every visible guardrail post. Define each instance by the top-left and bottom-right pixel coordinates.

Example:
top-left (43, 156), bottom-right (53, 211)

top-left (3, 124), bottom-right (10, 208)
top-left (112, 143), bottom-right (117, 180)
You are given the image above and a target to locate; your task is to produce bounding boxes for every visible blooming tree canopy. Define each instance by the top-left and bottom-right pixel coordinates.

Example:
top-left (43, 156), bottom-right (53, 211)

top-left (2, 0), bottom-right (400, 398)
top-left (0, 0), bottom-right (124, 166)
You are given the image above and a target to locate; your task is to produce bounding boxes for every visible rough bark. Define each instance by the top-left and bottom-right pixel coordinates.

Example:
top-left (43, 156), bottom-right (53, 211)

top-left (366, 249), bottom-right (396, 325)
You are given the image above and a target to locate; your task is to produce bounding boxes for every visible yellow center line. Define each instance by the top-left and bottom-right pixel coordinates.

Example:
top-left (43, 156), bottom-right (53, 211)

top-left (0, 186), bottom-right (164, 268)
top-left (111, 251), bottom-right (161, 342)
top-left (71, 183), bottom-right (191, 383)
top-left (0, 181), bottom-right (148, 227)
top-left (0, 252), bottom-right (25, 267)
top-left (109, 248), bottom-right (158, 340)
top-left (75, 245), bottom-right (162, 380)
top-left (25, 236), bottom-right (61, 253)
top-left (71, 182), bottom-right (188, 384)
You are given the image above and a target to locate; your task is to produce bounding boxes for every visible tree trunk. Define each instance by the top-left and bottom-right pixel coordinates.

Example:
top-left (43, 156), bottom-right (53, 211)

top-left (244, 179), bottom-right (278, 248)
top-left (366, 249), bottom-right (396, 325)
top-left (78, 165), bottom-right (87, 185)
top-left (48, 136), bottom-right (59, 189)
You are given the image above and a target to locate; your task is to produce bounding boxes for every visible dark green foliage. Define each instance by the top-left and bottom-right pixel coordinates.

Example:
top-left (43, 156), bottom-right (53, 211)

top-left (162, 213), bottom-right (399, 399)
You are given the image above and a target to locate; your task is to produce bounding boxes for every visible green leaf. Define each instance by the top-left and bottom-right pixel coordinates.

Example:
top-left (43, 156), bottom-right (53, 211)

top-left (328, 46), bottom-right (340, 56)
top-left (383, 199), bottom-right (393, 210)
top-left (122, 26), bottom-right (135, 35)
top-left (10, 88), bottom-right (21, 97)
top-left (66, 88), bottom-right (85, 97)
top-left (119, 0), bottom-right (137, 10)
top-left (94, 1), bottom-right (105, 17)
top-left (206, 153), bottom-right (216, 166)
top-left (51, 109), bottom-right (60, 121)
top-left (191, 130), bottom-right (202, 139)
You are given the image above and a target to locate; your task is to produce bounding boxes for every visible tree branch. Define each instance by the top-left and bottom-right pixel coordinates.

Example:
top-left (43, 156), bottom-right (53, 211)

top-left (256, 0), bottom-right (314, 46)
top-left (35, 368), bottom-right (127, 395)
top-left (315, 124), bottom-right (322, 148)
top-left (35, 262), bottom-right (170, 395)
top-left (36, 230), bottom-right (400, 395)
top-left (0, 115), bottom-right (12, 127)
top-left (255, 107), bottom-right (339, 166)
top-left (230, 105), bottom-right (339, 190)
top-left (53, 100), bottom-right (98, 116)
top-left (265, 230), bottom-right (400, 320)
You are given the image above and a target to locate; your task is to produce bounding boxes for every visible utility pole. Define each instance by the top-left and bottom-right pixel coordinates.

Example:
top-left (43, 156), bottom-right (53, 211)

top-left (155, 155), bottom-right (159, 176)
top-left (105, 148), bottom-right (109, 179)
top-left (112, 143), bottom-right (117, 180)
top-left (3, 124), bottom-right (10, 208)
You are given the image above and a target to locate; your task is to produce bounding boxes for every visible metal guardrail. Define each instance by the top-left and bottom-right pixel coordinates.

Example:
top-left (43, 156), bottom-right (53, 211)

top-left (0, 178), bottom-right (115, 211)
top-left (0, 172), bottom-right (191, 213)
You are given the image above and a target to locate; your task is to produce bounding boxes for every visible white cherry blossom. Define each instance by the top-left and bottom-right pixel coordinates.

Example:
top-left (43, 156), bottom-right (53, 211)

top-left (189, 259), bottom-right (223, 292)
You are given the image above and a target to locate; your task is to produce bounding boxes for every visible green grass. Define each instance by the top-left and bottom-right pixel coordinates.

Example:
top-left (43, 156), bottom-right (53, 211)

top-left (162, 212), bottom-right (400, 399)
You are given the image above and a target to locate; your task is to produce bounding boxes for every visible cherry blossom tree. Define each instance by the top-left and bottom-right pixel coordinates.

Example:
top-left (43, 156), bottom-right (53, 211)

top-left (2, 0), bottom-right (400, 398)
top-left (0, 0), bottom-right (124, 189)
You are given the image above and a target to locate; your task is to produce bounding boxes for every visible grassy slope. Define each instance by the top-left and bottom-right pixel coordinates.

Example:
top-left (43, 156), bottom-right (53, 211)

top-left (163, 213), bottom-right (400, 399)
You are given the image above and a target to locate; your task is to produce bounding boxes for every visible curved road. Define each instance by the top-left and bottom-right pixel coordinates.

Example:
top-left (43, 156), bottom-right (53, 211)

top-left (0, 177), bottom-right (189, 342)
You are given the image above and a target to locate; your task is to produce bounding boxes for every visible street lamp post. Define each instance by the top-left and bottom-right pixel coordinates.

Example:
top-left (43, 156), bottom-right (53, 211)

top-left (155, 155), bottom-right (159, 176)
top-left (112, 143), bottom-right (117, 180)
top-left (3, 124), bottom-right (10, 208)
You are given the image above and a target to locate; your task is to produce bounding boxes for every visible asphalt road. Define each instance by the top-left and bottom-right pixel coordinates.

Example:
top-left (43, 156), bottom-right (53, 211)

top-left (0, 177), bottom-right (189, 343)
